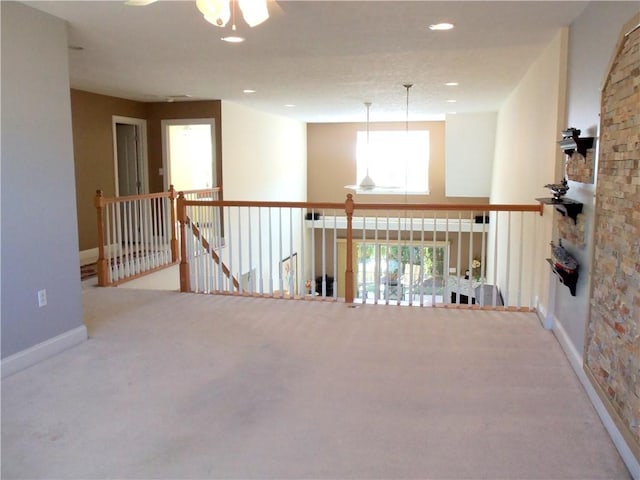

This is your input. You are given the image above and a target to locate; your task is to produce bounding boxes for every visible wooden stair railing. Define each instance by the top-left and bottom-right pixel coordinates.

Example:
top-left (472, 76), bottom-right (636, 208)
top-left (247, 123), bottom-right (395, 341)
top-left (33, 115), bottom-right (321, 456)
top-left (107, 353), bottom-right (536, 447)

top-left (94, 187), bottom-right (178, 286)
top-left (177, 191), bottom-right (239, 293)
top-left (93, 186), bottom-right (221, 286)
top-left (189, 220), bottom-right (240, 291)
top-left (175, 193), bottom-right (545, 310)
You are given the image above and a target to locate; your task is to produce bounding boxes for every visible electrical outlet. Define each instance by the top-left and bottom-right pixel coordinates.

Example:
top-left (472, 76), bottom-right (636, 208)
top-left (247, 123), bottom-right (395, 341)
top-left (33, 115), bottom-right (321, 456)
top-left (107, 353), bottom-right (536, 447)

top-left (37, 289), bottom-right (47, 308)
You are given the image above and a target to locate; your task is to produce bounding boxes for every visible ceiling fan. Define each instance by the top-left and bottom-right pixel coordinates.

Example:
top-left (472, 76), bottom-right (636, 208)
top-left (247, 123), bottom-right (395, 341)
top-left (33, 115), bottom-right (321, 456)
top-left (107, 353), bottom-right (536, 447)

top-left (125, 0), bottom-right (281, 29)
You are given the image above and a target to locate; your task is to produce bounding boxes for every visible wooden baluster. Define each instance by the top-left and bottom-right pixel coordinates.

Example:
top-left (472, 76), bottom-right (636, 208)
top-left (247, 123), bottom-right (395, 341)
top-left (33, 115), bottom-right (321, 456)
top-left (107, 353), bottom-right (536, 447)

top-left (345, 194), bottom-right (355, 304)
top-left (177, 192), bottom-right (191, 292)
top-left (94, 190), bottom-right (109, 286)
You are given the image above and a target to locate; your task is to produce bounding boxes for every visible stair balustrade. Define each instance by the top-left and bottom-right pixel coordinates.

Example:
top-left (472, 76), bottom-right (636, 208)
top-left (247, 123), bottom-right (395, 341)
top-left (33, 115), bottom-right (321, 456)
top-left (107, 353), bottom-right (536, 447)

top-left (176, 194), bottom-right (544, 311)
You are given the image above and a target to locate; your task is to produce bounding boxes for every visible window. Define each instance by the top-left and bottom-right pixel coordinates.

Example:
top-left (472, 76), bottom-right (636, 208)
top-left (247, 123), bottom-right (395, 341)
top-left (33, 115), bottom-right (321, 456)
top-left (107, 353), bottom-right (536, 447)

top-left (356, 130), bottom-right (430, 193)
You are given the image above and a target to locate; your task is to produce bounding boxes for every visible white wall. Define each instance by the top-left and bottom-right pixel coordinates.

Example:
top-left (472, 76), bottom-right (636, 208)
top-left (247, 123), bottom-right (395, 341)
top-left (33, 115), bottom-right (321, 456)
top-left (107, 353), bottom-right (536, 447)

top-left (445, 112), bottom-right (497, 197)
top-left (221, 101), bottom-right (307, 202)
top-left (220, 102), bottom-right (307, 291)
top-left (490, 28), bottom-right (568, 311)
top-left (1, 3), bottom-right (85, 364)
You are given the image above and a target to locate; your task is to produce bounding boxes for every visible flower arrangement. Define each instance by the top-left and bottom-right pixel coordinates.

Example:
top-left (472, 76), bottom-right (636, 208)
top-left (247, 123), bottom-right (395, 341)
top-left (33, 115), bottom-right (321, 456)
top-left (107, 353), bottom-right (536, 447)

top-left (471, 258), bottom-right (482, 280)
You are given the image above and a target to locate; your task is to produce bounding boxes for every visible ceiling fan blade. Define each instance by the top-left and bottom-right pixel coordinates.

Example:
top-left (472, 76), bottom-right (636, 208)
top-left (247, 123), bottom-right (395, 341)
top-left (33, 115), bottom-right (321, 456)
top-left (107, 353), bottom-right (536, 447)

top-left (124, 0), bottom-right (158, 6)
top-left (267, 0), bottom-right (284, 17)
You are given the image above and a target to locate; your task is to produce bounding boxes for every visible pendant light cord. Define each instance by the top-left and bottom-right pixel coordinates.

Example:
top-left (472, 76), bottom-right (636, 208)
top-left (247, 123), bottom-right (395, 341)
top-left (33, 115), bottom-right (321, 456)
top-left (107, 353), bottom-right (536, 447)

top-left (365, 102), bottom-right (371, 176)
top-left (403, 84), bottom-right (412, 204)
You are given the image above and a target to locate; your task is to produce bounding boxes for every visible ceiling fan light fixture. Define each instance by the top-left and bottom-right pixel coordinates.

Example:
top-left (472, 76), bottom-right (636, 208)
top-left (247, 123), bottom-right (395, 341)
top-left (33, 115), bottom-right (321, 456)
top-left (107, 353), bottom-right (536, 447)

top-left (198, 0), bottom-right (269, 28)
top-left (429, 22), bottom-right (454, 31)
top-left (197, 0), bottom-right (230, 26)
top-left (221, 35), bottom-right (245, 43)
top-left (238, 0), bottom-right (269, 27)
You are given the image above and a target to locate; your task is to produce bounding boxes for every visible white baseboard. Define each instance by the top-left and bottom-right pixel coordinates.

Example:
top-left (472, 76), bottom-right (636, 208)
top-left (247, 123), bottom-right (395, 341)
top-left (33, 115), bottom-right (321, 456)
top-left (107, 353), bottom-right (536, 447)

top-left (1, 325), bottom-right (88, 379)
top-left (535, 300), bottom-right (554, 330)
top-left (552, 316), bottom-right (640, 479)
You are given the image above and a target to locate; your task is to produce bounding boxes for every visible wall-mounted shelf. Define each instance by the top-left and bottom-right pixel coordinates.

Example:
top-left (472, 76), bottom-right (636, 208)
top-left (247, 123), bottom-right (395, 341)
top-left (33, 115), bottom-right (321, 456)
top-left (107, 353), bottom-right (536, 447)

top-left (536, 197), bottom-right (583, 224)
top-left (559, 128), bottom-right (594, 158)
top-left (546, 258), bottom-right (578, 296)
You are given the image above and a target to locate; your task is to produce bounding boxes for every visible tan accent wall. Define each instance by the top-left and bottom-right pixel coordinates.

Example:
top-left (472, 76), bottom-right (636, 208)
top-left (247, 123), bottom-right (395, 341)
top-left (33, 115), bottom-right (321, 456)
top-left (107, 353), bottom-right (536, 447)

top-left (306, 121), bottom-right (490, 205)
top-left (71, 90), bottom-right (223, 252)
top-left (70, 89), bottom-right (147, 251)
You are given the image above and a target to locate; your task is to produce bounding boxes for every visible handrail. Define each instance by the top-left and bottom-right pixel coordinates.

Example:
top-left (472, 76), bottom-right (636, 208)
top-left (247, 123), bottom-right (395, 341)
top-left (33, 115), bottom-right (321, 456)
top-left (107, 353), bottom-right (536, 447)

top-left (93, 185), bottom-right (219, 286)
top-left (189, 221), bottom-right (240, 290)
top-left (180, 187), bottom-right (222, 196)
top-left (176, 193), bottom-right (545, 311)
top-left (176, 191), bottom-right (239, 293)
top-left (179, 199), bottom-right (345, 210)
top-left (97, 190), bottom-right (173, 204)
top-left (176, 197), bottom-right (542, 214)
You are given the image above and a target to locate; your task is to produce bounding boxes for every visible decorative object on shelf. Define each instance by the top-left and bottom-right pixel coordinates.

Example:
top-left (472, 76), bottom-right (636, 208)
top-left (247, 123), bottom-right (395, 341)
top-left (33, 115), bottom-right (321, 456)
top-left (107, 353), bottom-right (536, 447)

top-left (550, 240), bottom-right (578, 273)
top-left (544, 178), bottom-right (569, 200)
top-left (559, 128), bottom-right (594, 158)
top-left (547, 240), bottom-right (579, 296)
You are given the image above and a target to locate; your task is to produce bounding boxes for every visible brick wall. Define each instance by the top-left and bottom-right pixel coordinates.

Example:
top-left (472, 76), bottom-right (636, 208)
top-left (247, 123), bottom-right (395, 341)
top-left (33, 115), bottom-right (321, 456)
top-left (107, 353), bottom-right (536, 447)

top-left (585, 24), bottom-right (640, 454)
top-left (556, 212), bottom-right (586, 246)
top-left (566, 149), bottom-right (595, 184)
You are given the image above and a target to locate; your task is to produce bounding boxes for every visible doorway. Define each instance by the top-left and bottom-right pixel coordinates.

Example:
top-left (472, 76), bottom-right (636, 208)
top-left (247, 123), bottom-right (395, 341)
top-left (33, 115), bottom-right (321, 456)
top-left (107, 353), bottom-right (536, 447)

top-left (161, 119), bottom-right (217, 191)
top-left (112, 116), bottom-right (148, 196)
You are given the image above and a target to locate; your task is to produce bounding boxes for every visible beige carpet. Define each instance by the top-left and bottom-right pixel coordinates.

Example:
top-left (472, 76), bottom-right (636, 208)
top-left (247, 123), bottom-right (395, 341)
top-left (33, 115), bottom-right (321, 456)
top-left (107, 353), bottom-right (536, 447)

top-left (1, 287), bottom-right (630, 479)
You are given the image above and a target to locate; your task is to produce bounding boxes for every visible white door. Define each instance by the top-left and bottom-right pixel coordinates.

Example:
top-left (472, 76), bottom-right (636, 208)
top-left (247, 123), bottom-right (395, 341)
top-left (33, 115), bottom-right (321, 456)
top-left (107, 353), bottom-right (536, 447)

top-left (162, 119), bottom-right (217, 191)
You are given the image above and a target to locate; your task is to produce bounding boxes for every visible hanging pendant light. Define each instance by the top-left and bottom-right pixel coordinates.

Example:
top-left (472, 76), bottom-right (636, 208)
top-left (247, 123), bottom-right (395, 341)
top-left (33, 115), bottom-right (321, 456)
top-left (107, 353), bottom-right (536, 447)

top-left (359, 101), bottom-right (376, 190)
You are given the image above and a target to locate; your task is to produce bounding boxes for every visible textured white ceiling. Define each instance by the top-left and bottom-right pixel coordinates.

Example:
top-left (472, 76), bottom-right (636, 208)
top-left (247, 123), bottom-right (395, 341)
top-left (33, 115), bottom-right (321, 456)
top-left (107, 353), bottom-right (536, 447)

top-left (28, 1), bottom-right (588, 122)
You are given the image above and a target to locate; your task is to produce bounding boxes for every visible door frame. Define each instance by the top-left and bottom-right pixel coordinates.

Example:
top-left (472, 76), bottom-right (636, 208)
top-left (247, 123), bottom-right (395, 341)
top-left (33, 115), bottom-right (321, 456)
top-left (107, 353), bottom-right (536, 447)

top-left (161, 118), bottom-right (217, 191)
top-left (112, 115), bottom-right (149, 196)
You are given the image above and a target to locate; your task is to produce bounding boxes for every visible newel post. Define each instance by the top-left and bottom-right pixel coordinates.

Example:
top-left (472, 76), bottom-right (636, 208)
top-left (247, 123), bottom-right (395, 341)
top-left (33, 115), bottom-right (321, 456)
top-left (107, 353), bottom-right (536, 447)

top-left (169, 184), bottom-right (178, 262)
top-left (94, 190), bottom-right (109, 286)
top-left (177, 192), bottom-right (191, 293)
top-left (345, 193), bottom-right (355, 304)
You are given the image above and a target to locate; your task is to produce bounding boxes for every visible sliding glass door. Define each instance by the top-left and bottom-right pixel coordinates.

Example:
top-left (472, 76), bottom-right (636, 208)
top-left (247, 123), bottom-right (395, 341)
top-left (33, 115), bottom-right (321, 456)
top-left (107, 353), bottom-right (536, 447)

top-left (355, 241), bottom-right (448, 305)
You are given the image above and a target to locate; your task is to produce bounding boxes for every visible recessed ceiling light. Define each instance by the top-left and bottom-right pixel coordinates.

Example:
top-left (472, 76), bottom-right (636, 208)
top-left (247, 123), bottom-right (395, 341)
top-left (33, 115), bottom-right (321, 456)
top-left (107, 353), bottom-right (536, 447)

top-left (221, 36), bottom-right (245, 43)
top-left (243, 89), bottom-right (256, 94)
top-left (429, 22), bottom-right (454, 31)
top-left (445, 82), bottom-right (459, 86)
top-left (446, 99), bottom-right (457, 103)
top-left (284, 104), bottom-right (296, 108)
